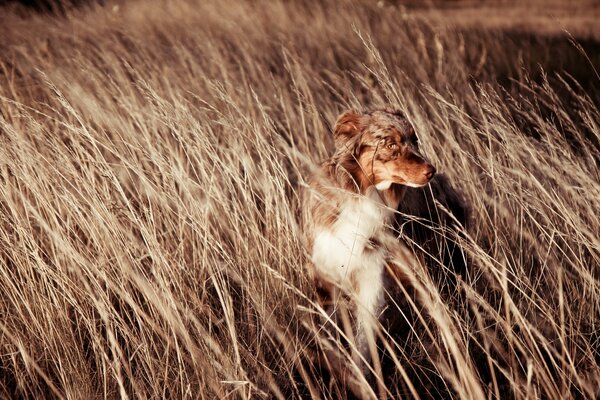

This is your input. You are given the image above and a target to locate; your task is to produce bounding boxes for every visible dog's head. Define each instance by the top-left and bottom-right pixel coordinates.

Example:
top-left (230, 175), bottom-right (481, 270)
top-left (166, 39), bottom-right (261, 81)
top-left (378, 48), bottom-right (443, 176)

top-left (333, 108), bottom-right (436, 189)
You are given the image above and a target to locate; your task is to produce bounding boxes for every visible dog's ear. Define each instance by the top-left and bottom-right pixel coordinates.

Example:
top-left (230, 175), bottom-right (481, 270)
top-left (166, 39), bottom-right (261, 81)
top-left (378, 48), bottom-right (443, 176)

top-left (333, 110), bottom-right (362, 148)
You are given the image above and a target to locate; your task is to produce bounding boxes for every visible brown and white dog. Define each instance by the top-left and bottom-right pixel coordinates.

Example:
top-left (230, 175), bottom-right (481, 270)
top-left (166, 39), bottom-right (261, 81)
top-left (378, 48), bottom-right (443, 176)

top-left (304, 108), bottom-right (436, 372)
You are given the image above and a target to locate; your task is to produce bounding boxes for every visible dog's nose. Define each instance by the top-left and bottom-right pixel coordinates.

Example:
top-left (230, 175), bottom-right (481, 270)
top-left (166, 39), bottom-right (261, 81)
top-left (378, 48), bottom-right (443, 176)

top-left (425, 165), bottom-right (436, 180)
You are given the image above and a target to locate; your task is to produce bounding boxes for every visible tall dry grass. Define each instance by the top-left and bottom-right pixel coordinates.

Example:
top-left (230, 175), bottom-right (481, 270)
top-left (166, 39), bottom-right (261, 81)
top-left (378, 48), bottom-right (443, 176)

top-left (0, 0), bottom-right (599, 398)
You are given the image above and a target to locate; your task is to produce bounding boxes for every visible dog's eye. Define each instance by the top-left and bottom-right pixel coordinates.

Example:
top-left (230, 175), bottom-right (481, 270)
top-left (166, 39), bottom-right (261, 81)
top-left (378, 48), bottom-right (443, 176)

top-left (386, 143), bottom-right (398, 150)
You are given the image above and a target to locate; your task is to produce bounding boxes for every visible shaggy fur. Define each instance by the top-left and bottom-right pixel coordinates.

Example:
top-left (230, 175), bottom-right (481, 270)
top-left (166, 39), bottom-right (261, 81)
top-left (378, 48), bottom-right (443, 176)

top-left (303, 108), bottom-right (437, 380)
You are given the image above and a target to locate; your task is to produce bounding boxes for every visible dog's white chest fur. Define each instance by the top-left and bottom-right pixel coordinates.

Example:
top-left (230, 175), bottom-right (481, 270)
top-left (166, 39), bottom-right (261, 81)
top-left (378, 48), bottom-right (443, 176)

top-left (311, 187), bottom-right (393, 288)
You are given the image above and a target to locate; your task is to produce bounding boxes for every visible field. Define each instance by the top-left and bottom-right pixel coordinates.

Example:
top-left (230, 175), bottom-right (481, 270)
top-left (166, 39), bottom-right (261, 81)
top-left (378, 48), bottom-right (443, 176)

top-left (0, 0), bottom-right (599, 398)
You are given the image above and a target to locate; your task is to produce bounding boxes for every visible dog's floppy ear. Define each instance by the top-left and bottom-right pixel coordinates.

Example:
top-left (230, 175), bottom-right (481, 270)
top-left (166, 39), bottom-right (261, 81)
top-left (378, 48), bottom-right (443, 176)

top-left (333, 110), bottom-right (362, 148)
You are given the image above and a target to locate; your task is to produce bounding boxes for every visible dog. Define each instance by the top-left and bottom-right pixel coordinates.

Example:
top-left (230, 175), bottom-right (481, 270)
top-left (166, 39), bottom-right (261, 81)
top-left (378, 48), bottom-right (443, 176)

top-left (303, 108), bottom-right (436, 378)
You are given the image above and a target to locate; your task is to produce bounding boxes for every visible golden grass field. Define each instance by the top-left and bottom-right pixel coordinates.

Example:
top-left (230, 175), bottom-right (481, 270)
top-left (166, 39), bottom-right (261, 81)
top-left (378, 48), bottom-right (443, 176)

top-left (0, 0), bottom-right (599, 398)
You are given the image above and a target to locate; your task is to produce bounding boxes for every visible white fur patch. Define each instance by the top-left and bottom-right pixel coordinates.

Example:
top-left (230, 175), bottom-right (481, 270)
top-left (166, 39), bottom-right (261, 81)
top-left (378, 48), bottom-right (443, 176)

top-left (353, 264), bottom-right (385, 359)
top-left (403, 181), bottom-right (427, 188)
top-left (375, 180), bottom-right (393, 191)
top-left (311, 187), bottom-right (392, 290)
top-left (311, 185), bottom-right (400, 365)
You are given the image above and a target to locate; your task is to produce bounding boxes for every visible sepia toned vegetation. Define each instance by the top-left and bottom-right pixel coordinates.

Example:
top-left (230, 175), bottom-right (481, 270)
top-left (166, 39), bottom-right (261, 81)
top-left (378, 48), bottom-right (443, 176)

top-left (0, 0), bottom-right (598, 398)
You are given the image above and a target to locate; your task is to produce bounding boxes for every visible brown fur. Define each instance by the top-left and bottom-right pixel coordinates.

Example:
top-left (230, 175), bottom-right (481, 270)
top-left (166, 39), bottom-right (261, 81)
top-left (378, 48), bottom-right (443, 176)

top-left (302, 107), bottom-right (437, 390)
top-left (330, 108), bottom-right (435, 191)
top-left (303, 107), bottom-right (436, 254)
